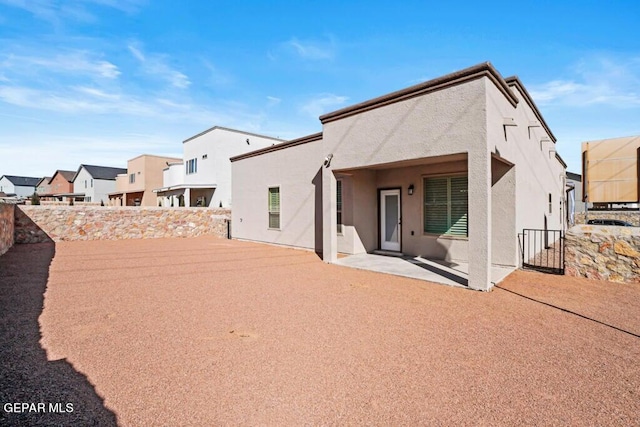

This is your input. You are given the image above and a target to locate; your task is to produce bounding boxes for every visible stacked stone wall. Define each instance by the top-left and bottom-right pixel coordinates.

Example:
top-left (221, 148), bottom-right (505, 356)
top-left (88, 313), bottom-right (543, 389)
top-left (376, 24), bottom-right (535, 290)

top-left (0, 203), bottom-right (15, 255)
top-left (565, 225), bottom-right (640, 283)
top-left (14, 206), bottom-right (231, 243)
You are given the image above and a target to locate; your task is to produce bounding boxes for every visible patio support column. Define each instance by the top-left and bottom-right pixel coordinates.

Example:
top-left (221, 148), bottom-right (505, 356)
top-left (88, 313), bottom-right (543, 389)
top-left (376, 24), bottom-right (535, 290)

top-left (322, 167), bottom-right (337, 263)
top-left (184, 188), bottom-right (191, 207)
top-left (468, 151), bottom-right (492, 291)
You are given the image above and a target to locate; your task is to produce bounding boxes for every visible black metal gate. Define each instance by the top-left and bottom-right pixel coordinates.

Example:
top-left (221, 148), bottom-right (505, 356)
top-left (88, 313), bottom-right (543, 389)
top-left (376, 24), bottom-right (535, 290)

top-left (520, 229), bottom-right (564, 275)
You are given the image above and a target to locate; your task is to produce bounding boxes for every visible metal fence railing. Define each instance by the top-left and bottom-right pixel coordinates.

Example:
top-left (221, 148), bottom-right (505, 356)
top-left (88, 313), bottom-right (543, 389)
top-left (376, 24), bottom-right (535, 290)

top-left (520, 229), bottom-right (564, 275)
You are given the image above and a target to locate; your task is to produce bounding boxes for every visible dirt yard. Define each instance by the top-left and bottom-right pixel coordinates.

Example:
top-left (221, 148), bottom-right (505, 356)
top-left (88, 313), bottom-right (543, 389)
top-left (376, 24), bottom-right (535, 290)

top-left (1, 236), bottom-right (638, 426)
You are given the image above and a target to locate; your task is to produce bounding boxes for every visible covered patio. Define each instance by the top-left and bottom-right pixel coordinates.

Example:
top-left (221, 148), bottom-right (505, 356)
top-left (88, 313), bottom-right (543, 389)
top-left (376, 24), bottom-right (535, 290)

top-left (323, 151), bottom-right (517, 291)
top-left (335, 252), bottom-right (514, 288)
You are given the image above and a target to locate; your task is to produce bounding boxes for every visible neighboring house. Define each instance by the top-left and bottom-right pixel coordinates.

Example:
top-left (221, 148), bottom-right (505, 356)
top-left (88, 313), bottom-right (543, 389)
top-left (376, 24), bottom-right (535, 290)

top-left (582, 135), bottom-right (640, 209)
top-left (155, 126), bottom-right (283, 208)
top-left (155, 160), bottom-right (184, 207)
top-left (47, 170), bottom-right (76, 201)
top-left (231, 62), bottom-right (567, 291)
top-left (72, 165), bottom-right (127, 204)
top-left (108, 154), bottom-right (182, 206)
top-left (36, 177), bottom-right (52, 196)
top-left (0, 175), bottom-right (41, 197)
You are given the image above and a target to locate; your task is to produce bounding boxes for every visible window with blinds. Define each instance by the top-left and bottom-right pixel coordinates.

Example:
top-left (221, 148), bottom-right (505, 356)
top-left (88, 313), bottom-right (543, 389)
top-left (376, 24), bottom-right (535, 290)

top-left (336, 180), bottom-right (343, 234)
top-left (423, 176), bottom-right (468, 236)
top-left (268, 187), bottom-right (280, 229)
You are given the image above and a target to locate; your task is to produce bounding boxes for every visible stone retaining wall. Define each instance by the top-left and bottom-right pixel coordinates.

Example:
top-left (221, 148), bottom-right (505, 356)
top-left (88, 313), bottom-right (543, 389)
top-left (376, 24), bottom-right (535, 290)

top-left (0, 203), bottom-right (14, 255)
top-left (575, 211), bottom-right (640, 226)
top-left (565, 225), bottom-right (640, 283)
top-left (15, 206), bottom-right (231, 243)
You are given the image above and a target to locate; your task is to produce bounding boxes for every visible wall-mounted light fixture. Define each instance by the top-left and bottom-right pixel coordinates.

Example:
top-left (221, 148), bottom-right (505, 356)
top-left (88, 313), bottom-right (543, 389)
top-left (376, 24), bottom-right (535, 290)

top-left (324, 153), bottom-right (333, 168)
top-left (408, 184), bottom-right (415, 196)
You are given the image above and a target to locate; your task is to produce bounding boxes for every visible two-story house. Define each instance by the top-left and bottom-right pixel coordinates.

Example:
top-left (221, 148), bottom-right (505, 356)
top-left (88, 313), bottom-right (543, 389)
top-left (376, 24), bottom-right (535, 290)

top-left (0, 175), bottom-right (41, 197)
top-left (72, 165), bottom-right (127, 204)
top-left (108, 154), bottom-right (182, 206)
top-left (155, 126), bottom-right (283, 208)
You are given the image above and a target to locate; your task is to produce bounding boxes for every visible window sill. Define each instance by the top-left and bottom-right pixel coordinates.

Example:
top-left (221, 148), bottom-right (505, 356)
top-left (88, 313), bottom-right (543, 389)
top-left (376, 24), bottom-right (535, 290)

top-left (267, 228), bottom-right (281, 231)
top-left (422, 233), bottom-right (468, 241)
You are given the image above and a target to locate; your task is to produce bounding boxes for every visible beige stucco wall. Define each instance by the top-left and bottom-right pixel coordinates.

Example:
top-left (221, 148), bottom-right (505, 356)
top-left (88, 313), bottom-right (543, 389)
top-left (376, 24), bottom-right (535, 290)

top-left (232, 138), bottom-right (325, 252)
top-left (321, 77), bottom-right (494, 289)
top-left (485, 80), bottom-right (566, 265)
top-left (337, 160), bottom-right (470, 261)
top-left (231, 72), bottom-right (565, 290)
top-left (114, 155), bottom-right (182, 207)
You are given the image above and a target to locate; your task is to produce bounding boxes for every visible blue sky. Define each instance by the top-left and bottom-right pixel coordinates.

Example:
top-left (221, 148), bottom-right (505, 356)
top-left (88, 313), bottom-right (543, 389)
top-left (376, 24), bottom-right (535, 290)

top-left (0, 0), bottom-right (638, 178)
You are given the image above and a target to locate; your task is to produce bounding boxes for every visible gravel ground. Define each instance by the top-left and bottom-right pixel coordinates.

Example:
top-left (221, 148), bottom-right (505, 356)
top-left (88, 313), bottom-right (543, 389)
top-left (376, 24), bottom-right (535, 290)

top-left (1, 236), bottom-right (639, 426)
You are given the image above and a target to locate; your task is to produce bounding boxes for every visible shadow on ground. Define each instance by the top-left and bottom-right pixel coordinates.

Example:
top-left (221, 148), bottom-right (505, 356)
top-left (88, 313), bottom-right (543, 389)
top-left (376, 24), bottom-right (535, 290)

top-left (0, 243), bottom-right (117, 426)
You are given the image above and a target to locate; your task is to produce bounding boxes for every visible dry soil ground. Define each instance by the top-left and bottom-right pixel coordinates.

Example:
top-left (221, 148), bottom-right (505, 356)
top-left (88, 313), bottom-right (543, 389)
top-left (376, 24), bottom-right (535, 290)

top-left (1, 236), bottom-right (639, 426)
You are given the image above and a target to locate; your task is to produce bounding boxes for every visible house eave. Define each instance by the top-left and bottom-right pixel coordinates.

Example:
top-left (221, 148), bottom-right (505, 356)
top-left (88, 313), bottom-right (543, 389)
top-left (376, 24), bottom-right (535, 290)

top-left (230, 132), bottom-right (323, 162)
top-left (319, 62), bottom-right (518, 124)
top-left (504, 76), bottom-right (557, 143)
top-left (183, 126), bottom-right (284, 144)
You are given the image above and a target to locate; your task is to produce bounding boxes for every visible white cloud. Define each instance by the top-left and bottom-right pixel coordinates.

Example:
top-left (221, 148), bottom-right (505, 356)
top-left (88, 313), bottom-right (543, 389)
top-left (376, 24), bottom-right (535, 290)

top-left (0, 81), bottom-right (269, 129)
top-left (0, 85), bottom-right (151, 114)
top-left (300, 93), bottom-right (349, 118)
top-left (272, 36), bottom-right (337, 61)
top-left (73, 85), bottom-right (121, 100)
top-left (127, 44), bottom-right (145, 62)
top-left (529, 56), bottom-right (640, 107)
top-left (287, 38), bottom-right (334, 60)
top-left (1, 51), bottom-right (120, 79)
top-left (266, 96), bottom-right (281, 107)
top-left (128, 42), bottom-right (190, 89)
top-left (0, 0), bottom-right (144, 24)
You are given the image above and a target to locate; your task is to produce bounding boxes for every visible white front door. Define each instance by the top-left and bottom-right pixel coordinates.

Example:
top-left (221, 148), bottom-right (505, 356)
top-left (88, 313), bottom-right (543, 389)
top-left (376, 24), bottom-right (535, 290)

top-left (380, 189), bottom-right (401, 251)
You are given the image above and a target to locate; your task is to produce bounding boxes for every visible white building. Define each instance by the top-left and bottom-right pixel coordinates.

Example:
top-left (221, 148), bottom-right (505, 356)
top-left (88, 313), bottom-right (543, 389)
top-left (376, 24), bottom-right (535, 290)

top-left (155, 126), bottom-right (283, 207)
top-left (0, 175), bottom-right (41, 197)
top-left (72, 165), bottom-right (127, 204)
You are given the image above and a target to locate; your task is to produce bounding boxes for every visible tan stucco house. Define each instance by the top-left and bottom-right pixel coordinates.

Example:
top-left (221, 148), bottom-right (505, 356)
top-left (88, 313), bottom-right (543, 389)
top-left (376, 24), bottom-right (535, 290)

top-left (231, 62), bottom-right (567, 291)
top-left (108, 154), bottom-right (182, 206)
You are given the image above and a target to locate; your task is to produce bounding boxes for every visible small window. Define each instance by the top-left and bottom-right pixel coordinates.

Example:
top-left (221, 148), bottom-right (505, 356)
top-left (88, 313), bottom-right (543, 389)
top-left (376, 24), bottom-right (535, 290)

top-left (424, 176), bottom-right (468, 237)
top-left (549, 193), bottom-right (552, 214)
top-left (84, 180), bottom-right (87, 189)
top-left (268, 187), bottom-right (280, 229)
top-left (336, 180), bottom-right (343, 234)
top-left (202, 154), bottom-right (208, 159)
top-left (129, 173), bottom-right (135, 184)
top-left (186, 158), bottom-right (198, 175)
top-left (91, 179), bottom-right (93, 187)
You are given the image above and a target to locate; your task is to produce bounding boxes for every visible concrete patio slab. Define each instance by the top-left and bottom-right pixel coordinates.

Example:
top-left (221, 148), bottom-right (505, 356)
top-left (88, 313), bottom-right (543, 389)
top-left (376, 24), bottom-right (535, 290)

top-left (335, 252), bottom-right (514, 288)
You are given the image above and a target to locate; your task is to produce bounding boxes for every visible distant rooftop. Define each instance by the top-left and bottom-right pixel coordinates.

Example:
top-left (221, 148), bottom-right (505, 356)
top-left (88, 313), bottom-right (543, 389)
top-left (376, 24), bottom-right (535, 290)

top-left (75, 165), bottom-right (127, 181)
top-left (1, 175), bottom-right (41, 186)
